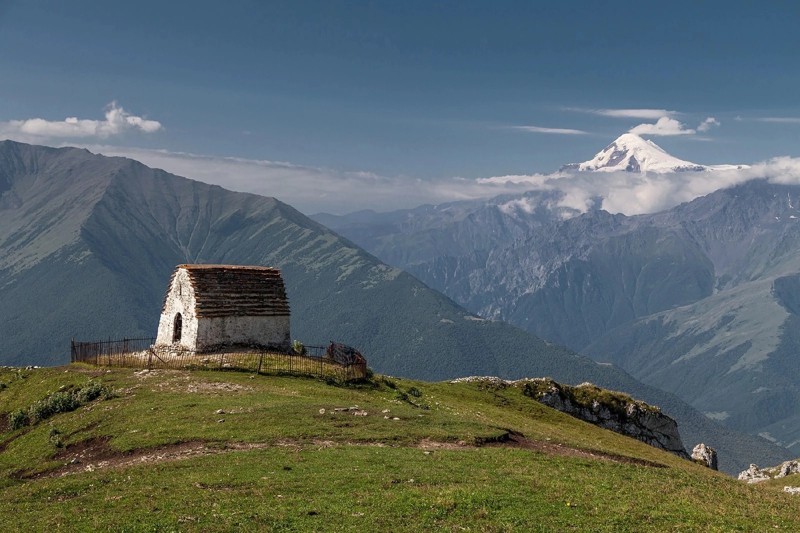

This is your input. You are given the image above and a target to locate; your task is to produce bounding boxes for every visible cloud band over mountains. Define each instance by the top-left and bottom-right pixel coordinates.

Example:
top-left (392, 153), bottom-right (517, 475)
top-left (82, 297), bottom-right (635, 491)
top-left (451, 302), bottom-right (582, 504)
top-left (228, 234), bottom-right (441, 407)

top-left (84, 144), bottom-right (800, 217)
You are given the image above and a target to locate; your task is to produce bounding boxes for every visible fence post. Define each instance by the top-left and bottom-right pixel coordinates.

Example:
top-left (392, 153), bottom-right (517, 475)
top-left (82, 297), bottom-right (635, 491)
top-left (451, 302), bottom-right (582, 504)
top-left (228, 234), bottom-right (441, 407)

top-left (219, 352), bottom-right (225, 370)
top-left (257, 353), bottom-right (263, 375)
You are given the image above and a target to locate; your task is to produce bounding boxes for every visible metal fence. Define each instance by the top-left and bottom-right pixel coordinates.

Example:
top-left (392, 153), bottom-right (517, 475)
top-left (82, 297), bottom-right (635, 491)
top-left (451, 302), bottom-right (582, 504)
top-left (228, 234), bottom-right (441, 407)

top-left (70, 338), bottom-right (368, 382)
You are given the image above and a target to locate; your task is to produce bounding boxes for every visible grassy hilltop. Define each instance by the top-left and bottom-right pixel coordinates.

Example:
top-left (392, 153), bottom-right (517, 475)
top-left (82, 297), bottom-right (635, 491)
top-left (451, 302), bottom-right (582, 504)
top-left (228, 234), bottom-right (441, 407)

top-left (0, 365), bottom-right (798, 532)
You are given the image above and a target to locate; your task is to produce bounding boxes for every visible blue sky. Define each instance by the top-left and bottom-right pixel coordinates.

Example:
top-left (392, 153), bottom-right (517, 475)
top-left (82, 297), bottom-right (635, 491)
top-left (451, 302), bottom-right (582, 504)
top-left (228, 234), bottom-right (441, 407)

top-left (2, 1), bottom-right (800, 213)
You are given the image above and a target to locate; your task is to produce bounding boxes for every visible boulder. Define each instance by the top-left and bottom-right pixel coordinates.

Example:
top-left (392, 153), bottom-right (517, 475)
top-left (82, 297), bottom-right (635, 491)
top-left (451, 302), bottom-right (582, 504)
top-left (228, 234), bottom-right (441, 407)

top-left (691, 443), bottom-right (718, 470)
top-left (777, 460), bottom-right (800, 478)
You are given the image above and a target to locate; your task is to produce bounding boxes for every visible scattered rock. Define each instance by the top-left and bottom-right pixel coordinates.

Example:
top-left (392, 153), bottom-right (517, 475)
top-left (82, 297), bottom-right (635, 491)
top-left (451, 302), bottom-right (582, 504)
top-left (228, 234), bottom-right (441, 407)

top-left (215, 409), bottom-right (225, 414)
top-left (738, 464), bottom-right (770, 483)
top-left (777, 460), bottom-right (800, 478)
top-left (738, 460), bottom-right (800, 483)
top-left (352, 410), bottom-right (368, 417)
top-left (217, 419), bottom-right (225, 423)
top-left (691, 443), bottom-right (718, 470)
top-left (784, 486), bottom-right (800, 494)
top-left (318, 408), bottom-right (326, 415)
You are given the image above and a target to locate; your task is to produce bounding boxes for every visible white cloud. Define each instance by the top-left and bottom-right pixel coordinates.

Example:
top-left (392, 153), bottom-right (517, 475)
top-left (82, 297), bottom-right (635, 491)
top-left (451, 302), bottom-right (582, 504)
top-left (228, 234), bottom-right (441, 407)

top-left (629, 116), bottom-right (696, 136)
top-left (510, 125), bottom-right (587, 135)
top-left (697, 117), bottom-right (720, 132)
top-left (569, 108), bottom-right (678, 119)
top-left (0, 102), bottom-right (161, 142)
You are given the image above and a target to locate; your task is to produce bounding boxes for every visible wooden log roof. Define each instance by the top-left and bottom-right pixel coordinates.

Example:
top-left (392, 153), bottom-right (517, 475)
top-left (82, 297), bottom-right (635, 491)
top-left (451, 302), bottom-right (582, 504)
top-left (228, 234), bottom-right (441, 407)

top-left (166, 264), bottom-right (290, 318)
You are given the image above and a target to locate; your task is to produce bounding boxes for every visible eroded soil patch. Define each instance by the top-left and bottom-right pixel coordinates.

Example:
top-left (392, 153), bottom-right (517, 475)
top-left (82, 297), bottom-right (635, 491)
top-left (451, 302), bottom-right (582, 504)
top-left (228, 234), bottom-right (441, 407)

top-left (18, 430), bottom-right (665, 480)
top-left (24, 438), bottom-right (274, 480)
top-left (488, 432), bottom-right (668, 468)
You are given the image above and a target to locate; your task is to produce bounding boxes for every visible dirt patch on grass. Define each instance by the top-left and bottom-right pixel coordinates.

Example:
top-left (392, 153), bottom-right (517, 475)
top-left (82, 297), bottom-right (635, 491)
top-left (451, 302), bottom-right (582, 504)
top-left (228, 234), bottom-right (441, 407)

top-left (24, 439), bottom-right (274, 480)
top-left (19, 430), bottom-right (665, 480)
top-left (132, 369), bottom-right (253, 394)
top-left (417, 438), bottom-right (473, 450)
top-left (487, 432), bottom-right (667, 468)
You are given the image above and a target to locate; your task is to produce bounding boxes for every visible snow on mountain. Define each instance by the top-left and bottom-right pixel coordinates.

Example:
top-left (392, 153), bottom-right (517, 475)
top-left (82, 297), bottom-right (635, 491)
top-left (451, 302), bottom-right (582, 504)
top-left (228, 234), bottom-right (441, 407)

top-left (563, 133), bottom-right (746, 173)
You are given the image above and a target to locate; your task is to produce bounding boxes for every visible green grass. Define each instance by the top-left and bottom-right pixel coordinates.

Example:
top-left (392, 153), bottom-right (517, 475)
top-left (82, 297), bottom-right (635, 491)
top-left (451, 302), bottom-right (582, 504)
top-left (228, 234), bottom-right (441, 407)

top-left (1, 365), bottom-right (798, 531)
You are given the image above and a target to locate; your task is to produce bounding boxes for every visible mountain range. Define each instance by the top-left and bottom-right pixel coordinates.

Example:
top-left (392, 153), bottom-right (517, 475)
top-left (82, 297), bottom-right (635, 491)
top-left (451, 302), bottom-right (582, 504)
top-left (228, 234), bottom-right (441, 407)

top-left (314, 135), bottom-right (800, 456)
top-left (0, 139), bottom-right (789, 473)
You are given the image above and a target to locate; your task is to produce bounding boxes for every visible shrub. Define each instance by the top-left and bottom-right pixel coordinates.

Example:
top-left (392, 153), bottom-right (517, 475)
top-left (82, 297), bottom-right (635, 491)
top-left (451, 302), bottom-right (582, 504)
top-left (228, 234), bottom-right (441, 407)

top-left (292, 340), bottom-right (307, 356)
top-left (49, 427), bottom-right (64, 448)
top-left (76, 381), bottom-right (106, 403)
top-left (8, 381), bottom-right (115, 430)
top-left (407, 387), bottom-right (422, 398)
top-left (8, 409), bottom-right (28, 431)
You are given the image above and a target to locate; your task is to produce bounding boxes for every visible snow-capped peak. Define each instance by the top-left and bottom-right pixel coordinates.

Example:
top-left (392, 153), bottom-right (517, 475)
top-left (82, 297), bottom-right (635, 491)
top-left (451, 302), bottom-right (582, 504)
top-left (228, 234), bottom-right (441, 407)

top-left (563, 133), bottom-right (748, 174)
top-left (567, 133), bottom-right (705, 173)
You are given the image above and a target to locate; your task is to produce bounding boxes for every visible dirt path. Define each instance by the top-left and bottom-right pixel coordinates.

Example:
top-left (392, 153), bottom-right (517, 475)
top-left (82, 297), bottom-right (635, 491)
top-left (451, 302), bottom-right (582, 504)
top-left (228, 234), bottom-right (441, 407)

top-left (21, 432), bottom-right (665, 480)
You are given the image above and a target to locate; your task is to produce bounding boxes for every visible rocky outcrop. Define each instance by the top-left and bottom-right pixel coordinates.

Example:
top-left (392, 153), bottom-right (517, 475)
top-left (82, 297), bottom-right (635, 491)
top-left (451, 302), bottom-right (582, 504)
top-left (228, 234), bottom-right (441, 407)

top-left (519, 378), bottom-right (689, 459)
top-left (739, 460), bottom-right (800, 483)
top-left (692, 443), bottom-right (718, 470)
top-left (738, 464), bottom-right (771, 483)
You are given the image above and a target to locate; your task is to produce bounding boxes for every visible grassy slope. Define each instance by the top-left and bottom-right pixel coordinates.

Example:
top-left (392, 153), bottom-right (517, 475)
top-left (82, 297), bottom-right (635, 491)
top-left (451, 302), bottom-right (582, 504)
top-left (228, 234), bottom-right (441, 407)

top-left (0, 366), bottom-right (797, 532)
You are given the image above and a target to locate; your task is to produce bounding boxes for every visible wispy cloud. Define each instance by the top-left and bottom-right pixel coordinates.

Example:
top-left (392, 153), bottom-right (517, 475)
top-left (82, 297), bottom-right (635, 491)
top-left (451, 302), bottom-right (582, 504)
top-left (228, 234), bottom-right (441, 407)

top-left (509, 125), bottom-right (588, 135)
top-left (697, 117), bottom-right (720, 132)
top-left (0, 102), bottom-right (161, 142)
top-left (568, 107), bottom-right (678, 119)
top-left (629, 116), bottom-right (696, 136)
top-left (756, 117), bottom-right (800, 124)
top-left (81, 145), bottom-right (537, 215)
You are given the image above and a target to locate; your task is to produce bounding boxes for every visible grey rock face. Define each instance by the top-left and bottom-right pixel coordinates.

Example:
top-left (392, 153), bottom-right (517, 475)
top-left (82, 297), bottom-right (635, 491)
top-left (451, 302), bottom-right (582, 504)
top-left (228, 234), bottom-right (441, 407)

top-left (691, 443), bottom-right (718, 470)
top-left (523, 378), bottom-right (689, 459)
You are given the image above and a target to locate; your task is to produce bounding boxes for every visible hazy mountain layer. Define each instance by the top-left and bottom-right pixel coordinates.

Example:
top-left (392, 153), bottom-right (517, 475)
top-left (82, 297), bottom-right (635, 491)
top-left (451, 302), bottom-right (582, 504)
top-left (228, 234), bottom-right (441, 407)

top-left (319, 179), bottom-right (800, 455)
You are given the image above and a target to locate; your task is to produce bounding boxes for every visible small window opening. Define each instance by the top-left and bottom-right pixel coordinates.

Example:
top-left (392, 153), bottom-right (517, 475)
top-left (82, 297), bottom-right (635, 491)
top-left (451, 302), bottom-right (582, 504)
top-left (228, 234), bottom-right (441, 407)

top-left (173, 313), bottom-right (183, 343)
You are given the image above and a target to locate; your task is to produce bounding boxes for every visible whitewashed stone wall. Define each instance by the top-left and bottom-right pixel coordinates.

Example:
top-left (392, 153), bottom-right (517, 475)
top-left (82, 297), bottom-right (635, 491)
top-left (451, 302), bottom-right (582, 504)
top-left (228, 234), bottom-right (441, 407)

top-left (195, 315), bottom-right (290, 352)
top-left (155, 268), bottom-right (199, 350)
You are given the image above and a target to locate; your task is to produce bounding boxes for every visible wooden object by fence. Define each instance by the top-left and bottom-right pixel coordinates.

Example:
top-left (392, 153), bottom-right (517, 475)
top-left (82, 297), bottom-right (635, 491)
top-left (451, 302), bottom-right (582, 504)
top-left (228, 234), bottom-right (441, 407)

top-left (70, 339), bottom-right (368, 381)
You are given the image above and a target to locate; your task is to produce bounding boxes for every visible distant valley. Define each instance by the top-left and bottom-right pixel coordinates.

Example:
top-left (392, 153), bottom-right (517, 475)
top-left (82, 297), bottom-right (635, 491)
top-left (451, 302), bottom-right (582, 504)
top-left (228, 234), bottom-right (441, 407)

top-left (315, 135), bottom-right (800, 456)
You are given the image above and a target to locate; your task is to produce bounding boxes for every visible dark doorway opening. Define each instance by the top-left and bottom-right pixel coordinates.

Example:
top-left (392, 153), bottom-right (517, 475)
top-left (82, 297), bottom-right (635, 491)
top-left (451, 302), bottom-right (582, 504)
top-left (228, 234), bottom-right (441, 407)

top-left (173, 313), bottom-right (182, 342)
